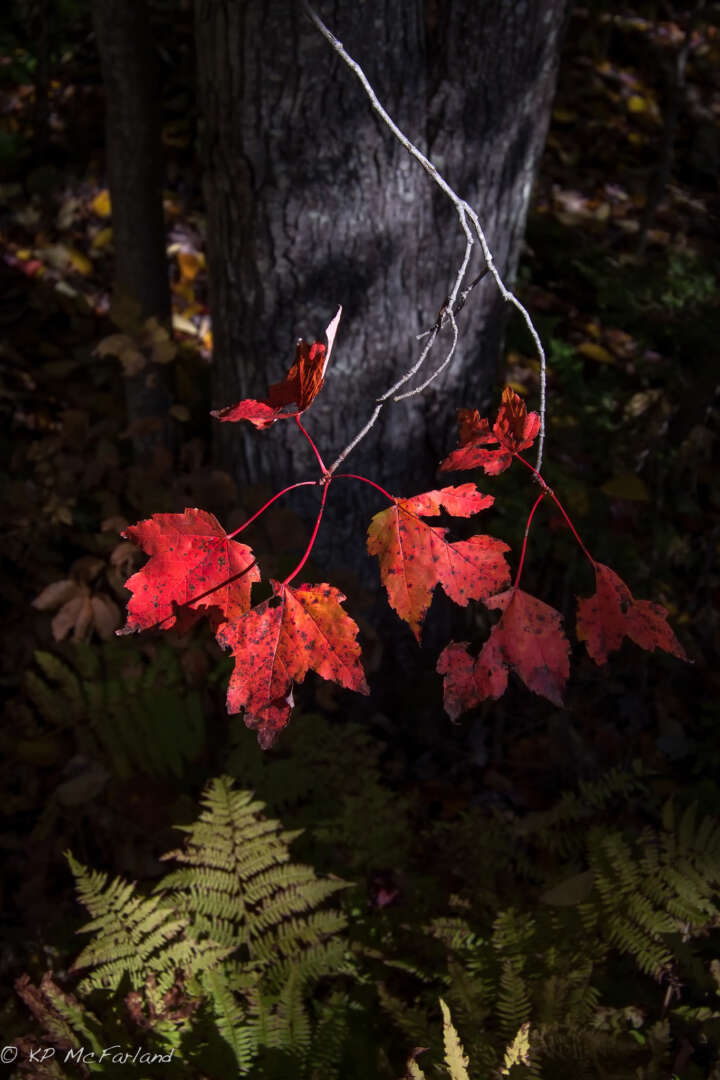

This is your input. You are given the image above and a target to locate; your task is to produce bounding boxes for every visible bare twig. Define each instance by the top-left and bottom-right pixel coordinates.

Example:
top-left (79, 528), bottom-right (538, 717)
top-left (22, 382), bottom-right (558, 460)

top-left (419, 267), bottom-right (491, 339)
top-left (304, 2), bottom-right (548, 474)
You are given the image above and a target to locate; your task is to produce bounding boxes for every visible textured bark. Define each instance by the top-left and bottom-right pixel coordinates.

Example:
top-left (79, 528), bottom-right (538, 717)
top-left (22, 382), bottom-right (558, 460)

top-left (92, 0), bottom-right (172, 454)
top-left (195, 0), bottom-right (568, 571)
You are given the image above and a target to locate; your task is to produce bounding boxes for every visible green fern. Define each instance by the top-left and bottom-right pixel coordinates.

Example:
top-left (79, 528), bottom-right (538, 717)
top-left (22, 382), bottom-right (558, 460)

top-left (24, 641), bottom-right (205, 779)
top-left (67, 854), bottom-right (230, 1000)
top-left (56, 776), bottom-right (354, 1076)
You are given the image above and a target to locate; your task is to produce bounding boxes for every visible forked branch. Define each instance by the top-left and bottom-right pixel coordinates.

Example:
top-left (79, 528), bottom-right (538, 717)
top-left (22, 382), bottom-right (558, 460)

top-left (303, 2), bottom-right (548, 472)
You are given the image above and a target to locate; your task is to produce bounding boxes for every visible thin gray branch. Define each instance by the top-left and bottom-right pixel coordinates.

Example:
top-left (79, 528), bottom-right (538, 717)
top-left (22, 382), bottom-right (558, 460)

top-left (304, 2), bottom-right (548, 474)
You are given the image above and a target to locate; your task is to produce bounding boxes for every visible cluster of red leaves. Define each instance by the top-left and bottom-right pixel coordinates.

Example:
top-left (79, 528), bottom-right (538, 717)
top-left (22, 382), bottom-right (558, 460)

top-left (435, 390), bottom-right (687, 716)
top-left (116, 378), bottom-right (687, 747)
top-left (117, 507), bottom-right (367, 748)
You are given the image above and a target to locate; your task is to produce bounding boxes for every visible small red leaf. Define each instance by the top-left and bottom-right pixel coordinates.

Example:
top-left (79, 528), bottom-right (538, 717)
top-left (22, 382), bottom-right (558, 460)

top-left (577, 562), bottom-right (687, 664)
top-left (211, 306), bottom-right (341, 428)
top-left (118, 508), bottom-right (260, 634)
top-left (367, 484), bottom-right (510, 641)
top-left (216, 580), bottom-right (368, 748)
top-left (437, 638), bottom-right (506, 720)
top-left (494, 386), bottom-right (541, 453)
top-left (437, 587), bottom-right (570, 717)
top-left (440, 387), bottom-right (540, 475)
top-left (210, 398), bottom-right (282, 429)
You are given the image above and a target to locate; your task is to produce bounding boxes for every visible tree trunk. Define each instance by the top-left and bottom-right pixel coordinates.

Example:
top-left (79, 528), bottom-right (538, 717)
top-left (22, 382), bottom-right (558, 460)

top-left (195, 0), bottom-right (567, 574)
top-left (92, 0), bottom-right (173, 455)
top-left (425, 0), bottom-right (569, 404)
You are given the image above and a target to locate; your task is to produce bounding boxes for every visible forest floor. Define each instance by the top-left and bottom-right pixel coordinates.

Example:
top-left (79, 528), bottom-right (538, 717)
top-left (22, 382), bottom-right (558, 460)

top-left (0, 5), bottom-right (719, 1069)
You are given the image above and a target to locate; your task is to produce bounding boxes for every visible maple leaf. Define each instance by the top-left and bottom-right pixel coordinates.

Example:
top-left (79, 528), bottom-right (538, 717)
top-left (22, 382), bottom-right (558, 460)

top-left (437, 588), bottom-right (570, 718)
top-left (577, 562), bottom-right (687, 664)
top-left (210, 398), bottom-right (282, 430)
top-left (211, 306), bottom-right (342, 428)
top-left (366, 483), bottom-right (511, 641)
top-left (215, 581), bottom-right (368, 748)
top-left (117, 508), bottom-right (260, 635)
top-left (440, 387), bottom-right (541, 475)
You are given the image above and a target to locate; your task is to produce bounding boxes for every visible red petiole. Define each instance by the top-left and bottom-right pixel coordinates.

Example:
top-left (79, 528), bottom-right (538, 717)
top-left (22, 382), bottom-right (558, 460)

top-left (514, 452), bottom-right (594, 567)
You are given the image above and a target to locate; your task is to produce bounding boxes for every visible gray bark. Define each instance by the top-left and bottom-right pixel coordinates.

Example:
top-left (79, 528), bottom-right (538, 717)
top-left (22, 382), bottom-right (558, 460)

top-left (195, 0), bottom-right (568, 573)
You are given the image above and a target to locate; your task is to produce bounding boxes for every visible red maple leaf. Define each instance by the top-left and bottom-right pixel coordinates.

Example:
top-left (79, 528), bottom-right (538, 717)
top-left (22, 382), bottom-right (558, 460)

top-left (577, 562), bottom-right (687, 664)
top-left (215, 580), bottom-right (368, 748)
top-left (440, 387), bottom-right (541, 475)
top-left (366, 483), bottom-right (511, 641)
top-left (117, 509), bottom-right (260, 635)
top-left (437, 587), bottom-right (570, 717)
top-left (211, 306), bottom-right (342, 429)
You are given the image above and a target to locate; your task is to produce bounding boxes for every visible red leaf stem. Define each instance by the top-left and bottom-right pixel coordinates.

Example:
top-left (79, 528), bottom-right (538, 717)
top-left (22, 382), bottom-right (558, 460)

top-left (224, 481), bottom-right (321, 540)
top-left (514, 453), bottom-right (594, 567)
top-left (282, 481), bottom-right (331, 586)
top-left (332, 473), bottom-right (397, 504)
top-left (295, 413), bottom-right (328, 474)
top-left (514, 490), bottom-right (546, 589)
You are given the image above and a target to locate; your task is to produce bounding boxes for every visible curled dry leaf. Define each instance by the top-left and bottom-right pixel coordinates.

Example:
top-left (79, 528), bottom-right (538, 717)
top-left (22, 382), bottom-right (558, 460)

top-left (101, 515), bottom-right (130, 535)
top-left (90, 595), bottom-right (122, 640)
top-left (109, 541), bottom-right (141, 574)
top-left (32, 579), bottom-right (78, 612)
top-left (212, 306), bottom-right (342, 428)
top-left (95, 332), bottom-right (147, 376)
top-left (70, 556), bottom-right (105, 584)
top-left (52, 589), bottom-right (93, 641)
top-left (37, 579), bottom-right (122, 643)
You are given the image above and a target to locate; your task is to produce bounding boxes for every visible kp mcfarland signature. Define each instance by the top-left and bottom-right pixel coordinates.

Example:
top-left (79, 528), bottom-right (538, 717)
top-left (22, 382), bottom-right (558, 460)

top-left (2, 1044), bottom-right (175, 1067)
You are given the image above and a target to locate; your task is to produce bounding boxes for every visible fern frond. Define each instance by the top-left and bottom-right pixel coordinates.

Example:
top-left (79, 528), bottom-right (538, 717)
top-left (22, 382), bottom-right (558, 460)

top-left (200, 965), bottom-right (256, 1072)
top-left (439, 998), bottom-right (470, 1080)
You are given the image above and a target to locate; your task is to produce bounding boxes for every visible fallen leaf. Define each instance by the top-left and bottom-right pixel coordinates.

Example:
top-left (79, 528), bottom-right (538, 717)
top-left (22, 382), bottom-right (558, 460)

top-left (32, 579), bottom-right (78, 612)
top-left (91, 188), bottom-right (111, 217)
top-left (601, 473), bottom-right (649, 501)
top-left (577, 342), bottom-right (616, 365)
top-left (91, 227), bottom-right (113, 250)
top-left (68, 249), bottom-right (93, 276)
top-left (90, 595), bottom-right (121, 640)
top-left (176, 250), bottom-right (205, 281)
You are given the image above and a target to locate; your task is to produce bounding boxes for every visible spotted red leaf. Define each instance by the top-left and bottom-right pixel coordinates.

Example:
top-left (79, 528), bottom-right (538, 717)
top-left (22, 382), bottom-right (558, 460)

top-left (215, 580), bottom-right (368, 748)
top-left (440, 387), bottom-right (541, 475)
top-left (211, 306), bottom-right (342, 428)
top-left (577, 562), bottom-right (687, 665)
top-left (437, 587), bottom-right (570, 717)
top-left (210, 398), bottom-right (282, 430)
top-left (117, 508), bottom-right (260, 635)
top-left (366, 483), bottom-right (511, 641)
